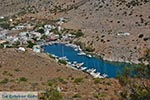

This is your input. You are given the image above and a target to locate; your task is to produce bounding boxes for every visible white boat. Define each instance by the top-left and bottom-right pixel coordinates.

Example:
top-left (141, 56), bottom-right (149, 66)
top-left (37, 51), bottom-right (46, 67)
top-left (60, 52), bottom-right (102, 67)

top-left (66, 44), bottom-right (77, 48)
top-left (102, 73), bottom-right (108, 78)
top-left (51, 54), bottom-right (58, 58)
top-left (71, 63), bottom-right (76, 67)
top-left (91, 69), bottom-right (96, 73)
top-left (98, 75), bottom-right (105, 78)
top-left (77, 52), bottom-right (86, 56)
top-left (90, 72), bottom-right (101, 78)
top-left (76, 62), bottom-right (84, 68)
top-left (87, 54), bottom-right (92, 58)
top-left (80, 67), bottom-right (87, 71)
top-left (59, 56), bottom-right (68, 61)
top-left (73, 61), bottom-right (77, 64)
top-left (75, 48), bottom-right (78, 51)
top-left (86, 68), bottom-right (96, 73)
top-left (65, 44), bottom-right (71, 46)
top-left (67, 62), bottom-right (72, 65)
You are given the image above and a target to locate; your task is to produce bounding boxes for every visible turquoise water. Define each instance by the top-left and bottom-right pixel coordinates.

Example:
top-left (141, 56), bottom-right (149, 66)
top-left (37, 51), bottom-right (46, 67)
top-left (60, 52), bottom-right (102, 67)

top-left (44, 43), bottom-right (135, 78)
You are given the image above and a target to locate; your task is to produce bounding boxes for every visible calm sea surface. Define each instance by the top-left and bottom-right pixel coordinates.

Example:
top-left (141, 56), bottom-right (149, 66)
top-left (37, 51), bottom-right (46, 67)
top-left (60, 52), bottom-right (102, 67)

top-left (44, 44), bottom-right (136, 78)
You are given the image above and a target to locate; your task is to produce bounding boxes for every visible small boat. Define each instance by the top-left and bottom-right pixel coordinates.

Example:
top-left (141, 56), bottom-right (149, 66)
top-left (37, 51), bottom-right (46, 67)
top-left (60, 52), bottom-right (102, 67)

top-left (65, 44), bottom-right (71, 46)
top-left (67, 62), bottom-right (72, 65)
top-left (102, 73), bottom-right (108, 78)
top-left (87, 54), bottom-right (92, 58)
top-left (76, 62), bottom-right (84, 68)
top-left (98, 75), bottom-right (105, 78)
top-left (71, 63), bottom-right (76, 67)
top-left (75, 48), bottom-right (78, 51)
top-left (73, 61), bottom-right (77, 64)
top-left (80, 67), bottom-right (87, 71)
top-left (51, 54), bottom-right (58, 58)
top-left (77, 52), bottom-right (86, 56)
top-left (86, 68), bottom-right (96, 73)
top-left (90, 72), bottom-right (101, 78)
top-left (59, 56), bottom-right (68, 61)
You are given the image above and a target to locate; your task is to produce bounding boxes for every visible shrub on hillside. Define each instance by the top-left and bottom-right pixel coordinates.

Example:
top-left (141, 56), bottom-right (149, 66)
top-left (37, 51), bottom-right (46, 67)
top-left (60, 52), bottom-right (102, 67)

top-left (85, 46), bottom-right (95, 52)
top-left (58, 59), bottom-right (67, 65)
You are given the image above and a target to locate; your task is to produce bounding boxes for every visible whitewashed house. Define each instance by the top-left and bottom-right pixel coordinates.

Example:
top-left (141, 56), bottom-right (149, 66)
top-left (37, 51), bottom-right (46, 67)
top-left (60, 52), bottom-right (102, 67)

top-left (44, 25), bottom-right (54, 35)
top-left (30, 31), bottom-right (42, 40)
top-left (18, 47), bottom-right (26, 52)
top-left (0, 16), bottom-right (4, 19)
top-left (44, 25), bottom-right (52, 29)
top-left (44, 29), bottom-right (50, 35)
top-left (19, 32), bottom-right (28, 37)
top-left (57, 17), bottom-right (65, 25)
top-left (33, 45), bottom-right (41, 53)
top-left (117, 32), bottom-right (130, 36)
top-left (12, 25), bottom-right (25, 30)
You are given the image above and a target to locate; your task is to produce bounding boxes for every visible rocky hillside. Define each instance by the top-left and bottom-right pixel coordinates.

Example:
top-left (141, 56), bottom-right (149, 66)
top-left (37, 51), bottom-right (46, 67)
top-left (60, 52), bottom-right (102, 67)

top-left (0, 0), bottom-right (150, 63)
top-left (0, 48), bottom-right (122, 100)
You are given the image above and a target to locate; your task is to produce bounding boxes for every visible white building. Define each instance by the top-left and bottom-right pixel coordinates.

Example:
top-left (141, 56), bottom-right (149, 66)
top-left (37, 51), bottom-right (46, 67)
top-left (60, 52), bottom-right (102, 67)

top-left (19, 32), bottom-right (28, 36)
top-left (44, 25), bottom-right (52, 29)
top-left (12, 25), bottom-right (25, 30)
top-left (30, 31), bottom-right (42, 40)
top-left (117, 32), bottom-right (130, 36)
top-left (18, 47), bottom-right (26, 52)
top-left (44, 29), bottom-right (50, 35)
top-left (0, 16), bottom-right (4, 19)
top-left (33, 45), bottom-right (41, 53)
top-left (44, 24), bottom-right (55, 35)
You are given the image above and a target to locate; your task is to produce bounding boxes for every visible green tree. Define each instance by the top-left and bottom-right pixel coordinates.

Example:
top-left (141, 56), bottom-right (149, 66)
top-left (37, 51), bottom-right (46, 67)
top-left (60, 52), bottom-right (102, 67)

top-left (27, 41), bottom-right (35, 48)
top-left (37, 28), bottom-right (44, 34)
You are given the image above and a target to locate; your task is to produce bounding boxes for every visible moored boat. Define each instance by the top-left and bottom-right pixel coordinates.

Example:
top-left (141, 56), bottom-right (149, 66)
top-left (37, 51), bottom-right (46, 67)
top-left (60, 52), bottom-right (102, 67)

top-left (77, 52), bottom-right (86, 56)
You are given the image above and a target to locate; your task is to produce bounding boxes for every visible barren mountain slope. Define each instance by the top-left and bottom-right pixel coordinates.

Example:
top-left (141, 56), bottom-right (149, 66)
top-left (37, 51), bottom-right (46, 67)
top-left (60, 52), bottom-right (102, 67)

top-left (60, 0), bottom-right (150, 63)
top-left (0, 0), bottom-right (150, 63)
top-left (0, 48), bottom-right (122, 100)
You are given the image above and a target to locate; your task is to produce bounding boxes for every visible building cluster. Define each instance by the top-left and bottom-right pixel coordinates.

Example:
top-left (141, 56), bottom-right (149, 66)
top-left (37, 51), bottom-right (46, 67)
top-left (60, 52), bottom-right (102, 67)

top-left (0, 17), bottom-right (77, 53)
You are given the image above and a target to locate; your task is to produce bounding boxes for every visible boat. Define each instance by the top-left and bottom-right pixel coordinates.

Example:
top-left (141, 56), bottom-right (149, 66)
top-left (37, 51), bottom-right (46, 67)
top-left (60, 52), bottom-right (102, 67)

top-left (51, 54), bottom-right (58, 58)
top-left (76, 62), bottom-right (84, 68)
top-left (66, 44), bottom-right (77, 48)
top-left (59, 56), bottom-right (68, 61)
top-left (90, 72), bottom-right (101, 78)
top-left (67, 62), bottom-right (72, 65)
top-left (102, 73), bottom-right (108, 78)
top-left (75, 48), bottom-right (78, 51)
top-left (80, 67), bottom-right (87, 71)
top-left (77, 52), bottom-right (86, 56)
top-left (87, 54), bottom-right (92, 58)
top-left (86, 68), bottom-right (96, 73)
top-left (73, 61), bottom-right (77, 64)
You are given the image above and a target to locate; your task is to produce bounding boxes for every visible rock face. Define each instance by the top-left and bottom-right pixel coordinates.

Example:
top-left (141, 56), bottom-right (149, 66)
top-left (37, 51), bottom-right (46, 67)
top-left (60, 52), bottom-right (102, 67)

top-left (0, 0), bottom-right (150, 63)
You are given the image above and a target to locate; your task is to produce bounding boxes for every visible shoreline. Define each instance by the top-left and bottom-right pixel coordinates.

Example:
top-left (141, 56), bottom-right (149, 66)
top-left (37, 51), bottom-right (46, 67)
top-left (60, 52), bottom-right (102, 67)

top-left (42, 42), bottom-right (142, 78)
top-left (44, 41), bottom-right (142, 65)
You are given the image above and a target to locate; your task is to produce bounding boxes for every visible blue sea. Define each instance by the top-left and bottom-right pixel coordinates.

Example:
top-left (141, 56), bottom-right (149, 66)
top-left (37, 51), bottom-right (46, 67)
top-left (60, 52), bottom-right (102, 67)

top-left (44, 43), bottom-right (136, 78)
